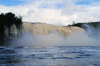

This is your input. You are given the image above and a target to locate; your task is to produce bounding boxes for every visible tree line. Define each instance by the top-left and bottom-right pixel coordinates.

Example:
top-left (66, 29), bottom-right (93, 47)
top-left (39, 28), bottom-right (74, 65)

top-left (70, 22), bottom-right (100, 29)
top-left (0, 12), bottom-right (22, 45)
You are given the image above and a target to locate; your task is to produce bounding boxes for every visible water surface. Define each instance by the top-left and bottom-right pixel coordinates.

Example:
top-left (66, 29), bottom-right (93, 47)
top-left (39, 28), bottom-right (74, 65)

top-left (0, 46), bottom-right (100, 66)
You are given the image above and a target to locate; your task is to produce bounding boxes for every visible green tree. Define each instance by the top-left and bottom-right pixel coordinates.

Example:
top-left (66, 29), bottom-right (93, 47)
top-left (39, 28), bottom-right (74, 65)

top-left (0, 12), bottom-right (22, 45)
top-left (0, 13), bottom-right (6, 45)
top-left (14, 15), bottom-right (22, 29)
top-left (5, 12), bottom-right (15, 36)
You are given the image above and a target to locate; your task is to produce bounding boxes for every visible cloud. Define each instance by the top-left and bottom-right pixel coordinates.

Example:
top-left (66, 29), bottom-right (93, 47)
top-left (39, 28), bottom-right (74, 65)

top-left (0, 0), bottom-right (100, 26)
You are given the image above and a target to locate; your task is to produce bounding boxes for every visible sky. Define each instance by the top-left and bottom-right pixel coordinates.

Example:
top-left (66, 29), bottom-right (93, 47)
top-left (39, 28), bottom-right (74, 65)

top-left (0, 0), bottom-right (100, 26)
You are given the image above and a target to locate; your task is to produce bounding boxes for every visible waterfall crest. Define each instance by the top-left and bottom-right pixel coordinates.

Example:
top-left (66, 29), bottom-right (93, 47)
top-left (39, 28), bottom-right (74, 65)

top-left (5, 22), bottom-right (84, 38)
top-left (22, 22), bottom-right (84, 36)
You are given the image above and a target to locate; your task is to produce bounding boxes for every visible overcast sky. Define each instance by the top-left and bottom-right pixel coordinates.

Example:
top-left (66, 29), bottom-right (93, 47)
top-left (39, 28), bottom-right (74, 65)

top-left (0, 0), bottom-right (100, 26)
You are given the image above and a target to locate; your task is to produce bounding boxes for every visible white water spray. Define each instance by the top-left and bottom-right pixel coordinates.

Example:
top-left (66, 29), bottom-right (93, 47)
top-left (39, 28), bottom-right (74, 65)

top-left (9, 22), bottom-right (100, 47)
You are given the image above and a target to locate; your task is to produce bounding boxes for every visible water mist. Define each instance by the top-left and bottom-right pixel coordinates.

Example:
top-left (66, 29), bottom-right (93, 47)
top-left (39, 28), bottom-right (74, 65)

top-left (10, 22), bottom-right (100, 47)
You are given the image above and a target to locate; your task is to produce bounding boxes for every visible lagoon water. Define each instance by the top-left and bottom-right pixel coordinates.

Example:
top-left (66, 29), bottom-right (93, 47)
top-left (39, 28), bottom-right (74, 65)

top-left (0, 46), bottom-right (100, 66)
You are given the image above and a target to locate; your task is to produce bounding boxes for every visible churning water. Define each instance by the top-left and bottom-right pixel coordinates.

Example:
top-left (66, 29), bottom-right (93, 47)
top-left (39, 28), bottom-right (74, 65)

top-left (0, 46), bottom-right (100, 66)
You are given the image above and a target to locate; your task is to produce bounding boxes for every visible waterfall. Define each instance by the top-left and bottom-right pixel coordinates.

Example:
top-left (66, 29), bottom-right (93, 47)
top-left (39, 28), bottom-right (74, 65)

top-left (4, 22), bottom-right (86, 46)
top-left (4, 22), bottom-right (100, 47)
top-left (22, 22), bottom-right (84, 36)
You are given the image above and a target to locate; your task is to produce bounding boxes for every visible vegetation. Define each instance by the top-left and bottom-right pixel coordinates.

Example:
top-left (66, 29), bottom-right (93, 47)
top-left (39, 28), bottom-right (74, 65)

top-left (0, 12), bottom-right (22, 45)
top-left (69, 22), bottom-right (100, 30)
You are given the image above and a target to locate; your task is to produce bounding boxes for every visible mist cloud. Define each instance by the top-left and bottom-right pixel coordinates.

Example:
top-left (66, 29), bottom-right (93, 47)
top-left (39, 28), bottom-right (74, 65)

top-left (11, 31), bottom-right (100, 47)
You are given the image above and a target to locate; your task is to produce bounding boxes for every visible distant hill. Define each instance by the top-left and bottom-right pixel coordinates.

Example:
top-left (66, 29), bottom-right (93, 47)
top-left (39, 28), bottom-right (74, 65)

top-left (69, 22), bottom-right (100, 30)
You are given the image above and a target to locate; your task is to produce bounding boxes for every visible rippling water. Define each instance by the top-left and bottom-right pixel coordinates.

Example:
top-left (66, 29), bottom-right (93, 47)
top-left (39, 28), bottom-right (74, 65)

top-left (0, 46), bottom-right (100, 66)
